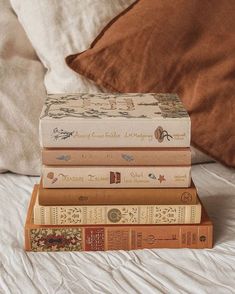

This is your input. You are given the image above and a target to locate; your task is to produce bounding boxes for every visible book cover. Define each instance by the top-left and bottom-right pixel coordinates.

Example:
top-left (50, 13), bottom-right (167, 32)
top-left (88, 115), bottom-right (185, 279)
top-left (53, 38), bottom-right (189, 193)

top-left (38, 180), bottom-right (198, 206)
top-left (39, 93), bottom-right (190, 148)
top-left (42, 166), bottom-right (191, 188)
top-left (25, 185), bottom-right (213, 251)
top-left (34, 193), bottom-right (201, 225)
top-left (42, 147), bottom-right (191, 166)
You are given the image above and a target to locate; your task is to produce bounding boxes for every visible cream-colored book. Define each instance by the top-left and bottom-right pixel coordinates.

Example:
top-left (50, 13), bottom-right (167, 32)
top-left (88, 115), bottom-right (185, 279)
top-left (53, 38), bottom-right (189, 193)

top-left (39, 93), bottom-right (190, 148)
top-left (42, 166), bottom-right (191, 188)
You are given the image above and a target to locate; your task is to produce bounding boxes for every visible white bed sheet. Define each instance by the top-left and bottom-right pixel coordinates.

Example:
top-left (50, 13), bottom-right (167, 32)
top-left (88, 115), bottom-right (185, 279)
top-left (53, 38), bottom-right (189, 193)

top-left (0, 162), bottom-right (235, 294)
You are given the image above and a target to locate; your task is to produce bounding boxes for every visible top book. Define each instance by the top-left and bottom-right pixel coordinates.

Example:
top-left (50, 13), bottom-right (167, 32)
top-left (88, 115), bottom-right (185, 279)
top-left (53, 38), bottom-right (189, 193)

top-left (39, 93), bottom-right (190, 148)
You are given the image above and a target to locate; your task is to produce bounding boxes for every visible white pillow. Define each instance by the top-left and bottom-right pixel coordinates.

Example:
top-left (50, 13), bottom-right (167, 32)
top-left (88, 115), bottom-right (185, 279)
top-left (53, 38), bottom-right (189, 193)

top-left (10, 0), bottom-right (136, 93)
top-left (0, 0), bottom-right (46, 175)
top-left (1, 0), bottom-right (134, 175)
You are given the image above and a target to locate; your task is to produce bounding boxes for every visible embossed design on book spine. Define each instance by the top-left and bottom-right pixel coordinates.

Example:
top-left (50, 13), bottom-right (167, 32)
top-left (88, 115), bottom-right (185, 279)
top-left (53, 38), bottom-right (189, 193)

top-left (108, 209), bottom-right (122, 223)
top-left (181, 192), bottom-right (193, 203)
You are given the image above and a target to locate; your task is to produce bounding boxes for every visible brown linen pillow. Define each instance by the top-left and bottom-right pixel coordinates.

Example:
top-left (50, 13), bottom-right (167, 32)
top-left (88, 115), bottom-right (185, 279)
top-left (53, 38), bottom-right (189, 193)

top-left (66, 0), bottom-right (235, 167)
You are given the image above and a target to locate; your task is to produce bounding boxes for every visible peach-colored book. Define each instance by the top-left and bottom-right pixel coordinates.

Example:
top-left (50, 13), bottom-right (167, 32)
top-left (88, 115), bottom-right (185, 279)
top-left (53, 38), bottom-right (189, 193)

top-left (38, 180), bottom-right (198, 206)
top-left (25, 185), bottom-right (213, 251)
top-left (42, 147), bottom-right (191, 166)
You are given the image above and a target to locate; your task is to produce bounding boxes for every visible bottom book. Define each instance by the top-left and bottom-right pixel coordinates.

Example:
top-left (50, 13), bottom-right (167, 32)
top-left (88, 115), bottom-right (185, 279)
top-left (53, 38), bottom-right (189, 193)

top-left (25, 185), bottom-right (213, 251)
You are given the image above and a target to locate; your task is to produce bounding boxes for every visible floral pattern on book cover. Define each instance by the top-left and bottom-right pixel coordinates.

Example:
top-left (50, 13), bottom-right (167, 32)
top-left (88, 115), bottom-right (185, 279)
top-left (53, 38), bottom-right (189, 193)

top-left (48, 206), bottom-right (187, 225)
top-left (30, 228), bottom-right (83, 251)
top-left (40, 93), bottom-right (188, 120)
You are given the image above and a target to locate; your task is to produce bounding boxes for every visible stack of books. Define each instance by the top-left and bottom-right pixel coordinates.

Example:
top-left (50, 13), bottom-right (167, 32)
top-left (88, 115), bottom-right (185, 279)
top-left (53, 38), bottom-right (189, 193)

top-left (25, 93), bottom-right (213, 251)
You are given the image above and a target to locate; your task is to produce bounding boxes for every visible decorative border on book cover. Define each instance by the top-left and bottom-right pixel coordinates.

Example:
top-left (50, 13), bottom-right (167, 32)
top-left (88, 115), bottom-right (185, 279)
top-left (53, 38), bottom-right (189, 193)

top-left (34, 204), bottom-right (201, 225)
top-left (30, 228), bottom-right (83, 251)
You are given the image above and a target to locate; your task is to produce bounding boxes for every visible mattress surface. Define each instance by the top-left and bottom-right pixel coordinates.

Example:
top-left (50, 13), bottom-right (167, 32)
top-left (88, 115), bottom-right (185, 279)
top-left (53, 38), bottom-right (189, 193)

top-left (0, 162), bottom-right (235, 293)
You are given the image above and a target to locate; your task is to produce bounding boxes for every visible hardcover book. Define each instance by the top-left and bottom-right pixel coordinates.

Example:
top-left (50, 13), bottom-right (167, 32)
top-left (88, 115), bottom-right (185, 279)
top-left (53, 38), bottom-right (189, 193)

top-left (38, 180), bottom-right (198, 206)
top-left (42, 166), bottom-right (191, 188)
top-left (25, 185), bottom-right (213, 251)
top-left (39, 93), bottom-right (190, 148)
top-left (34, 192), bottom-right (201, 225)
top-left (42, 147), bottom-right (191, 166)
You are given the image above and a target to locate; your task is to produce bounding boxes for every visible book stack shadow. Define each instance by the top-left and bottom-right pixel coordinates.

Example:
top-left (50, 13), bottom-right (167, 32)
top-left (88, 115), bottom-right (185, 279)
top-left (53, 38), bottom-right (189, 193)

top-left (25, 93), bottom-right (213, 251)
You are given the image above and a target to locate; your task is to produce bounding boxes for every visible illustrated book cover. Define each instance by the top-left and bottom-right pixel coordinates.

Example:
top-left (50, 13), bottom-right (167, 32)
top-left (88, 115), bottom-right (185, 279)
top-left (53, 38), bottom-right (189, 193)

top-left (39, 93), bottom-right (190, 148)
top-left (42, 166), bottom-right (191, 188)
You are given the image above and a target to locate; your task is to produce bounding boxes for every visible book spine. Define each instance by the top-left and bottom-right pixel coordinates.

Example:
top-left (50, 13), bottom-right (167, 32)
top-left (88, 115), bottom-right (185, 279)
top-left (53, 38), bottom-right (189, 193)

top-left (42, 166), bottom-right (191, 188)
top-left (42, 148), bottom-right (191, 166)
top-left (38, 186), bottom-right (198, 206)
top-left (25, 223), bottom-right (213, 251)
top-left (39, 119), bottom-right (190, 148)
top-left (34, 203), bottom-right (201, 225)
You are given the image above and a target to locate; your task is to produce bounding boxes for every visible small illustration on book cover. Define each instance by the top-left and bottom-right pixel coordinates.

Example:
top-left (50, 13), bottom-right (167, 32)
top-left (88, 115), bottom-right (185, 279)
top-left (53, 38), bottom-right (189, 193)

top-left (158, 175), bottom-right (166, 183)
top-left (148, 173), bottom-right (166, 183)
top-left (121, 154), bottom-right (134, 162)
top-left (154, 126), bottom-right (173, 142)
top-left (181, 192), bottom-right (193, 203)
top-left (200, 235), bottom-right (207, 242)
top-left (56, 154), bottom-right (71, 161)
top-left (47, 172), bottom-right (58, 184)
top-left (108, 209), bottom-right (122, 223)
top-left (110, 172), bottom-right (121, 184)
top-left (51, 128), bottom-right (74, 141)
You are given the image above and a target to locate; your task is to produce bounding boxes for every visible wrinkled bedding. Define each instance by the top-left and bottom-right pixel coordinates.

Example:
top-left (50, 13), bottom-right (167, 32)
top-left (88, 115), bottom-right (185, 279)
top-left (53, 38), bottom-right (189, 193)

top-left (1, 1), bottom-right (234, 292)
top-left (0, 162), bottom-right (235, 293)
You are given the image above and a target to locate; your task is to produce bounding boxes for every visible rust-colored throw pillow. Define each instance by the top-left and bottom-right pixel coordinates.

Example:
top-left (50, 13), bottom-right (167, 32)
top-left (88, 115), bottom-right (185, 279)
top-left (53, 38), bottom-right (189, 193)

top-left (66, 0), bottom-right (235, 167)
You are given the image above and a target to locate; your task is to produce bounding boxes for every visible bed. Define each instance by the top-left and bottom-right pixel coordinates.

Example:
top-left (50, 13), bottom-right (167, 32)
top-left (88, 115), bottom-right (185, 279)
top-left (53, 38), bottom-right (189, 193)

top-left (0, 162), bottom-right (235, 293)
top-left (1, 0), bottom-right (235, 292)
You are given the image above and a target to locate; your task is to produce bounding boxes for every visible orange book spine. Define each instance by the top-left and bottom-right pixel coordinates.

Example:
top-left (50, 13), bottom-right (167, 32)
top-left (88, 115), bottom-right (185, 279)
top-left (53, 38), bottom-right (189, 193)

top-left (25, 186), bottom-right (213, 252)
top-left (42, 148), bottom-right (191, 166)
top-left (25, 223), bottom-right (213, 251)
top-left (38, 181), bottom-right (198, 206)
